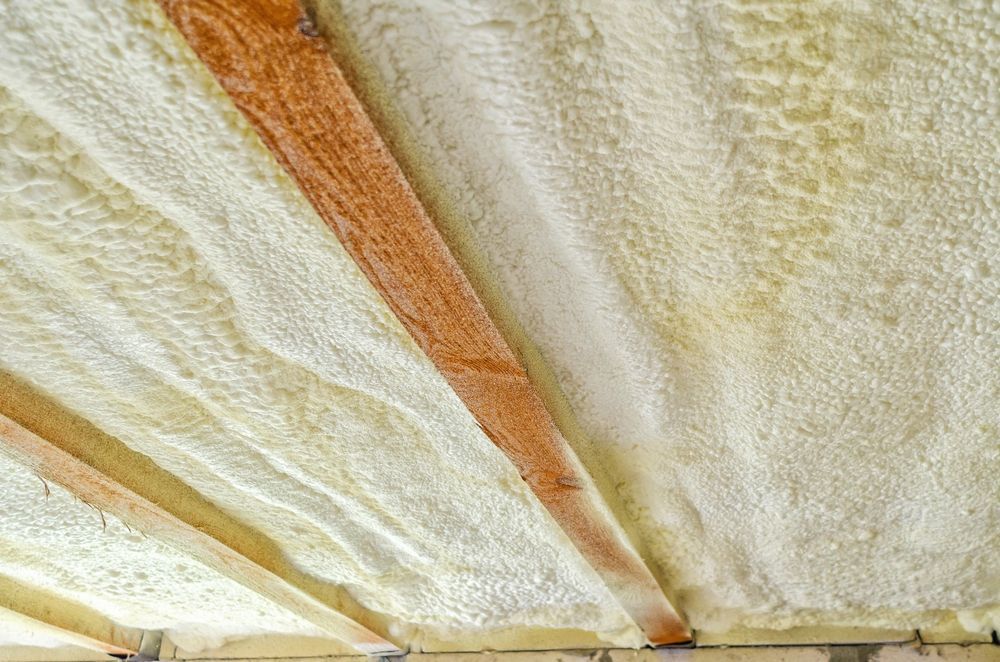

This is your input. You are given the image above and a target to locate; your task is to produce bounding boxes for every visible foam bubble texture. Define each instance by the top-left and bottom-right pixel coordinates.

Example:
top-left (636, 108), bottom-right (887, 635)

top-left (0, 0), bottom-right (638, 646)
top-left (331, 0), bottom-right (1000, 633)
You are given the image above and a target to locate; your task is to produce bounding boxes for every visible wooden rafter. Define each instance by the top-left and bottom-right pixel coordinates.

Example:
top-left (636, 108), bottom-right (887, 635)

top-left (0, 574), bottom-right (142, 657)
top-left (0, 413), bottom-right (402, 656)
top-left (156, 0), bottom-right (689, 645)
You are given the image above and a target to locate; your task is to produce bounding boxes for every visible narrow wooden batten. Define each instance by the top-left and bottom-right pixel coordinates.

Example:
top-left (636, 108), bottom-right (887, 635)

top-left (0, 574), bottom-right (142, 658)
top-left (0, 414), bottom-right (403, 656)
top-left (155, 0), bottom-right (689, 645)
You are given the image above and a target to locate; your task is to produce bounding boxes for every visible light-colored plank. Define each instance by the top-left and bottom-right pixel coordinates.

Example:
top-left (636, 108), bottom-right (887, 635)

top-left (872, 643), bottom-right (1000, 662)
top-left (0, 414), bottom-right (400, 656)
top-left (431, 651), bottom-right (832, 662)
top-left (696, 626), bottom-right (917, 647)
top-left (918, 616), bottom-right (994, 644)
top-left (416, 627), bottom-right (615, 654)
top-left (159, 633), bottom-right (355, 660)
top-left (143, 643), bottom-right (1000, 662)
top-left (154, 0), bottom-right (688, 645)
top-left (0, 599), bottom-right (134, 659)
top-left (0, 643), bottom-right (112, 662)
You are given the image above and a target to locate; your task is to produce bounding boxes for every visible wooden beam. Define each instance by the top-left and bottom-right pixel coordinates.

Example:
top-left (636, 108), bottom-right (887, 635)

top-left (0, 575), bottom-right (142, 657)
top-left (156, 0), bottom-right (689, 645)
top-left (0, 414), bottom-right (402, 656)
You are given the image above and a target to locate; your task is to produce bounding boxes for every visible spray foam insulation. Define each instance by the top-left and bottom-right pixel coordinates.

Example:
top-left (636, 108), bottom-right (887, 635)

top-left (326, 0), bottom-right (999, 635)
top-left (0, 0), bottom-right (640, 650)
top-left (0, 0), bottom-right (996, 648)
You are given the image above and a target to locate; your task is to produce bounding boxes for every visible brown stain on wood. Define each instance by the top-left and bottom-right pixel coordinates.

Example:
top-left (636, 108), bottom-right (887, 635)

top-left (155, 0), bottom-right (688, 644)
top-left (0, 413), bottom-right (401, 656)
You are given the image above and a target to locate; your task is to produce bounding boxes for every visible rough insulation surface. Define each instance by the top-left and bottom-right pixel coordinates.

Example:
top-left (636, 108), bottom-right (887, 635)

top-left (330, 0), bottom-right (1000, 634)
top-left (0, 0), bottom-right (639, 648)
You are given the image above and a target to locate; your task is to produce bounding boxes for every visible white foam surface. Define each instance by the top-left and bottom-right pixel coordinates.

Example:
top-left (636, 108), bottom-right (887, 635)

top-left (0, 0), bottom-right (638, 647)
top-left (332, 0), bottom-right (999, 634)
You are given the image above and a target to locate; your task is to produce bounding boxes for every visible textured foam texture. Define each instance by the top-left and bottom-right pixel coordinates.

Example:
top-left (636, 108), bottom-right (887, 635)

top-left (0, 453), bottom-right (323, 652)
top-left (0, 0), bottom-right (639, 648)
top-left (329, 0), bottom-right (999, 634)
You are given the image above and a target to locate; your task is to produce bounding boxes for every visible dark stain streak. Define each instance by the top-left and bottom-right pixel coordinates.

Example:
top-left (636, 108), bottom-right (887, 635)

top-left (296, 10), bottom-right (318, 38)
top-left (37, 474), bottom-right (50, 498)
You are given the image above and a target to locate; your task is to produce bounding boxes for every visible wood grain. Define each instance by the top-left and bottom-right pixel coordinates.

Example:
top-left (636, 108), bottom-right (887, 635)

top-left (156, 0), bottom-right (689, 645)
top-left (0, 575), bottom-right (142, 657)
top-left (0, 414), bottom-right (402, 656)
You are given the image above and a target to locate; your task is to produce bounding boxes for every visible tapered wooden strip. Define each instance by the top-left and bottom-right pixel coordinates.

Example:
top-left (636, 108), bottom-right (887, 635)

top-left (0, 576), bottom-right (142, 657)
top-left (0, 414), bottom-right (401, 656)
top-left (0, 369), bottom-right (393, 649)
top-left (156, 0), bottom-right (689, 644)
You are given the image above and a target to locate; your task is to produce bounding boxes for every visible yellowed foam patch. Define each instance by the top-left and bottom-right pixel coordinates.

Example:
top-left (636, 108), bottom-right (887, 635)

top-left (328, 0), bottom-right (1000, 634)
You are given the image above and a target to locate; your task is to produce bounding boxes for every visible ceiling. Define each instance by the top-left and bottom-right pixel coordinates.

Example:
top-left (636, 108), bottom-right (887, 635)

top-left (0, 0), bottom-right (996, 657)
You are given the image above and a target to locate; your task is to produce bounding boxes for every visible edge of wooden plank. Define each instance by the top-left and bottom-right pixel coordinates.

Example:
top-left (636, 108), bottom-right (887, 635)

top-left (0, 370), bottom-right (396, 648)
top-left (301, 0), bottom-right (681, 622)
top-left (155, 0), bottom-right (689, 645)
top-left (126, 644), bottom-right (1000, 662)
top-left (695, 627), bottom-right (918, 647)
top-left (0, 413), bottom-right (402, 656)
top-left (0, 580), bottom-right (140, 658)
top-left (159, 633), bottom-right (357, 660)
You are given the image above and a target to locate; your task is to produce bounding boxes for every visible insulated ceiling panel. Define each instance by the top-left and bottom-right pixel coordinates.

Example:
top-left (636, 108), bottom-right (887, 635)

top-left (324, 0), bottom-right (1000, 635)
top-left (0, 0), bottom-right (641, 649)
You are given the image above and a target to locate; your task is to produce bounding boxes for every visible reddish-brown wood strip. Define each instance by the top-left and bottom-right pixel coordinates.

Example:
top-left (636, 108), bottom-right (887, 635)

top-left (157, 0), bottom-right (689, 645)
top-left (0, 414), bottom-right (402, 656)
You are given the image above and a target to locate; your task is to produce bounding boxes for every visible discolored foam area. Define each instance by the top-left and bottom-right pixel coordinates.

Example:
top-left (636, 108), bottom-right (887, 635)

top-left (325, 0), bottom-right (999, 635)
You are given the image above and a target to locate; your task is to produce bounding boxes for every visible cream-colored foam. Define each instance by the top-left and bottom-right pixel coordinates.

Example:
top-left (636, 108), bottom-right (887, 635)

top-left (0, 0), bottom-right (640, 648)
top-left (0, 609), bottom-right (111, 662)
top-left (328, 0), bottom-right (999, 635)
top-left (0, 453), bottom-right (324, 652)
top-left (0, 609), bottom-right (75, 650)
